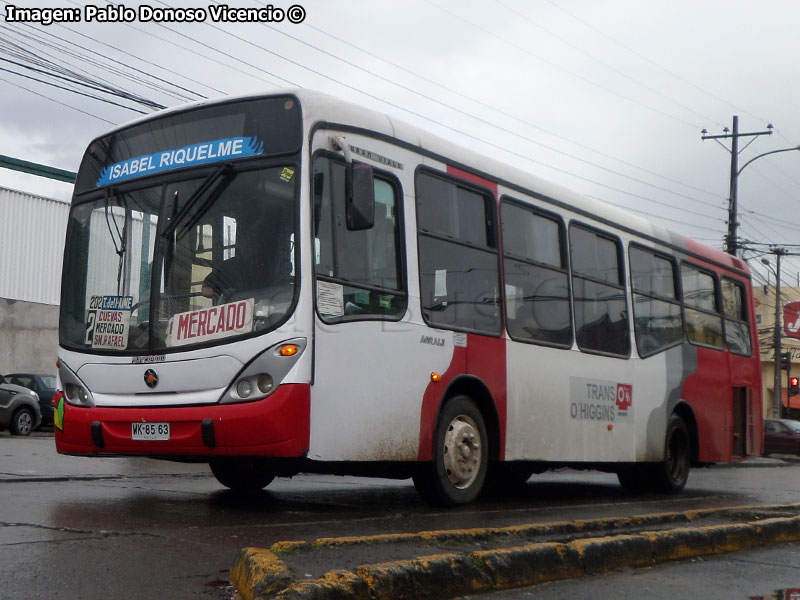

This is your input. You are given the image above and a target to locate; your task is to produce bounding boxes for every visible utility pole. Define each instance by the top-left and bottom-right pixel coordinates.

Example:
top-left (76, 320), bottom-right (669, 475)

top-left (772, 248), bottom-right (785, 419)
top-left (701, 117), bottom-right (773, 256)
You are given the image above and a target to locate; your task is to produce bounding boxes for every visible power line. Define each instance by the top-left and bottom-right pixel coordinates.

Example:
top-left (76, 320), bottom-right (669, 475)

top-left (91, 17), bottom-right (275, 91)
top-left (0, 73), bottom-right (116, 124)
top-left (492, 0), bottom-right (721, 127)
top-left (544, 0), bottom-right (770, 127)
top-left (423, 0), bottom-right (702, 128)
top-left (0, 63), bottom-right (148, 114)
top-left (587, 194), bottom-right (723, 233)
top-left (13, 21), bottom-right (205, 101)
top-left (297, 10), bottom-right (723, 202)
top-left (154, 1), bottom-right (724, 224)
top-left (0, 54), bottom-right (164, 111)
top-left (145, 0), bottom-right (297, 88)
top-left (1, 23), bottom-right (196, 105)
top-left (247, 2), bottom-right (724, 213)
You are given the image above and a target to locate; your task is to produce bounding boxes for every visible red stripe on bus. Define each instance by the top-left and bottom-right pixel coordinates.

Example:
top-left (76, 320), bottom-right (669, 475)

top-left (678, 238), bottom-right (761, 461)
top-left (416, 166), bottom-right (507, 461)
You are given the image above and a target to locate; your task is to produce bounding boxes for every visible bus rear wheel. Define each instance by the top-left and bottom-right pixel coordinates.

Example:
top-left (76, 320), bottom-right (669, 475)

top-left (652, 414), bottom-right (691, 493)
top-left (617, 414), bottom-right (691, 494)
top-left (209, 458), bottom-right (275, 492)
top-left (413, 395), bottom-right (488, 506)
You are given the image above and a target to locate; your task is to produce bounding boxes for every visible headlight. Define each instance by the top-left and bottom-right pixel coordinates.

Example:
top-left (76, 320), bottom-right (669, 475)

top-left (65, 383), bottom-right (90, 404)
top-left (220, 338), bottom-right (306, 404)
top-left (257, 374), bottom-right (273, 394)
top-left (236, 379), bottom-right (252, 398)
top-left (58, 359), bottom-right (94, 407)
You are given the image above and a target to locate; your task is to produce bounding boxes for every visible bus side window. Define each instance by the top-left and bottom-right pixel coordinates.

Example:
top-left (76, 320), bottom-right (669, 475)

top-left (721, 277), bottom-right (752, 355)
top-left (629, 245), bottom-right (683, 357)
top-left (501, 199), bottom-right (571, 347)
top-left (569, 224), bottom-right (630, 357)
top-left (681, 263), bottom-right (724, 349)
top-left (416, 171), bottom-right (501, 335)
top-left (312, 154), bottom-right (406, 321)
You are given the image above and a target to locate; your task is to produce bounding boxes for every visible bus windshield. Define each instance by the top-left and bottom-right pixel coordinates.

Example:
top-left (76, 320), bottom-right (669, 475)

top-left (60, 164), bottom-right (298, 353)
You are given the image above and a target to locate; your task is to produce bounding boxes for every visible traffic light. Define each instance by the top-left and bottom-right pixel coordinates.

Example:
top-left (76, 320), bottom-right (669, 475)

top-left (781, 351), bottom-right (792, 371)
top-left (790, 377), bottom-right (800, 396)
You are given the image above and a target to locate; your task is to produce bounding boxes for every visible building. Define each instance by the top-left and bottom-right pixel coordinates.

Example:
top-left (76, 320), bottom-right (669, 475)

top-left (753, 282), bottom-right (800, 420)
top-left (0, 185), bottom-right (69, 375)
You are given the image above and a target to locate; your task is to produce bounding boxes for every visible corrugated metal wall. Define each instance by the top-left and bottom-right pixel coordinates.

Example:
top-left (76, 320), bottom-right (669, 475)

top-left (0, 186), bottom-right (69, 306)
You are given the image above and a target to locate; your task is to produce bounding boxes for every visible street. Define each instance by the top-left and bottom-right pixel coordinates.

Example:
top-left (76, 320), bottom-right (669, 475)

top-left (2, 431), bottom-right (799, 599)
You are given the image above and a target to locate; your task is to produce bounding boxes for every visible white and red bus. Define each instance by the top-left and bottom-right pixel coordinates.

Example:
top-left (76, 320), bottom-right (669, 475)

top-left (56, 90), bottom-right (762, 505)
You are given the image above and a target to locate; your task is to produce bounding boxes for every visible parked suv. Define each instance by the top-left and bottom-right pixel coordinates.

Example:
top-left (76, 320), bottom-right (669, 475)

top-left (0, 374), bottom-right (42, 435)
top-left (4, 373), bottom-right (57, 426)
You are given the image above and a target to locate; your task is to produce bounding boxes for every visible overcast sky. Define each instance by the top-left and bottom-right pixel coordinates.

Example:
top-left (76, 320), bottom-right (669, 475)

top-left (2, 0), bottom-right (800, 282)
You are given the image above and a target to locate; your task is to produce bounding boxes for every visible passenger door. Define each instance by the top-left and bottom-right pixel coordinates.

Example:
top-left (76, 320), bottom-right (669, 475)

top-left (309, 146), bottom-right (424, 461)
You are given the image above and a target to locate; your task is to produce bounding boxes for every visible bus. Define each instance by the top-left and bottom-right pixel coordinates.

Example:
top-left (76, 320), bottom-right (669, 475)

top-left (56, 90), bottom-right (763, 506)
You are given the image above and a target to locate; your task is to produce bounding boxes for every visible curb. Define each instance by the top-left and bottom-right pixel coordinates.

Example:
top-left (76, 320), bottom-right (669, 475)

top-left (231, 503), bottom-right (800, 600)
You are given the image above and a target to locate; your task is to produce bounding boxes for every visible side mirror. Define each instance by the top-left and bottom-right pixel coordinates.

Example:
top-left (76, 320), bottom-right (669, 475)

top-left (346, 163), bottom-right (374, 231)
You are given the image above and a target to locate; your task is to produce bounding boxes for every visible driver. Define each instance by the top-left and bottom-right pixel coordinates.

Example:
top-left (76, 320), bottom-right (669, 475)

top-left (201, 217), bottom-right (289, 300)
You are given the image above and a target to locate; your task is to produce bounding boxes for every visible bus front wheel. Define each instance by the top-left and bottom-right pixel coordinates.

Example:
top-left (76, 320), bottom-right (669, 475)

top-left (209, 458), bottom-right (275, 492)
top-left (413, 395), bottom-right (488, 506)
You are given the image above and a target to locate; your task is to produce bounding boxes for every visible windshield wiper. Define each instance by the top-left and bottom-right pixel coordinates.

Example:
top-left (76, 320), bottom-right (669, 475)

top-left (103, 187), bottom-right (128, 295)
top-left (160, 163), bottom-right (236, 241)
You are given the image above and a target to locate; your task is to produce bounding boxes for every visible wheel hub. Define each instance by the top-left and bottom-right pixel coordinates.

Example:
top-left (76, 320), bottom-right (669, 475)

top-left (443, 415), bottom-right (482, 489)
top-left (17, 412), bottom-right (32, 435)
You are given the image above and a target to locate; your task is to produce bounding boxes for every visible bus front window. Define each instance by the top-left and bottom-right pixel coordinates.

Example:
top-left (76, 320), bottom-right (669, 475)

top-left (60, 166), bottom-right (297, 353)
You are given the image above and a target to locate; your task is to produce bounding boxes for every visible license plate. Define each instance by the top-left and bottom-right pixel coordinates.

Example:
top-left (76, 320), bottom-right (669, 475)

top-left (131, 422), bottom-right (170, 441)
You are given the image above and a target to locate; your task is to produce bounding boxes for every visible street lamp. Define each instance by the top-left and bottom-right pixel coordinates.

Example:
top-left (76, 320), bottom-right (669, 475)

top-left (728, 145), bottom-right (800, 256)
top-left (762, 252), bottom-right (786, 418)
top-left (738, 145), bottom-right (800, 177)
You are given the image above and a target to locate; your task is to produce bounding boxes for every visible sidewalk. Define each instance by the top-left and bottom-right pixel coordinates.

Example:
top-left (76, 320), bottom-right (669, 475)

top-left (232, 503), bottom-right (800, 600)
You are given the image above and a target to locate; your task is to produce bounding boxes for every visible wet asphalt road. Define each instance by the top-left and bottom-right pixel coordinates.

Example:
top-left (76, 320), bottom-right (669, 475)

top-left (2, 431), bottom-right (799, 599)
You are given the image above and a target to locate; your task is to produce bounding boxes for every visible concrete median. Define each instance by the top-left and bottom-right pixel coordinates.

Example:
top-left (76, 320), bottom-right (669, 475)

top-left (231, 502), bottom-right (800, 600)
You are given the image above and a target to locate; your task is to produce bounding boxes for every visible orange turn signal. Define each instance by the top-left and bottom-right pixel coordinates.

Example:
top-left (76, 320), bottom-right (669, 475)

top-left (431, 372), bottom-right (442, 382)
top-left (279, 344), bottom-right (299, 357)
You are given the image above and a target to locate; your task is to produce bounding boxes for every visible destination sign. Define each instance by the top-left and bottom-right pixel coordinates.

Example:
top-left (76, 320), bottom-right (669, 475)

top-left (96, 136), bottom-right (264, 186)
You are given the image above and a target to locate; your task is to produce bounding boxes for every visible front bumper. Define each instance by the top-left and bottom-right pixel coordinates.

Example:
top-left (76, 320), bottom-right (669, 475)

top-left (55, 383), bottom-right (310, 458)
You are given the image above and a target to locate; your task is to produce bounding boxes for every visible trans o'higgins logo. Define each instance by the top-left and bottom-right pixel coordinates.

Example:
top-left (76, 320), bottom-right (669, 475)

top-left (569, 377), bottom-right (633, 423)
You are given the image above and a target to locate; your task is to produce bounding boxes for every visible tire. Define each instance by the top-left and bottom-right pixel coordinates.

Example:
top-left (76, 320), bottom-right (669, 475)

top-left (413, 395), bottom-right (489, 506)
top-left (10, 407), bottom-right (34, 436)
top-left (209, 458), bottom-right (275, 492)
top-left (651, 414), bottom-right (691, 493)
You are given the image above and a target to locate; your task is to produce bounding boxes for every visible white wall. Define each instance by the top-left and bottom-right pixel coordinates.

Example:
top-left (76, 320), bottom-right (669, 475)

top-left (0, 186), bottom-right (69, 373)
top-left (0, 186), bottom-right (69, 306)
